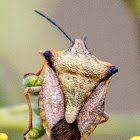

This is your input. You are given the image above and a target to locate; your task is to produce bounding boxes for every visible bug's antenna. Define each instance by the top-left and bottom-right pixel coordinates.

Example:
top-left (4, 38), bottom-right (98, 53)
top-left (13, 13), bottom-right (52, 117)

top-left (83, 35), bottom-right (87, 44)
top-left (34, 10), bottom-right (72, 42)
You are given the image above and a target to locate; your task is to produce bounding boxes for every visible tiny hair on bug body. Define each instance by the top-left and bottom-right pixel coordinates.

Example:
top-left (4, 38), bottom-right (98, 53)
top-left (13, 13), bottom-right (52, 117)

top-left (23, 10), bottom-right (118, 140)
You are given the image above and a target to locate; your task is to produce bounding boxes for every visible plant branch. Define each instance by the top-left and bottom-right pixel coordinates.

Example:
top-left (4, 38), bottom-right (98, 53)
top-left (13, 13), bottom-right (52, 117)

top-left (0, 104), bottom-right (28, 130)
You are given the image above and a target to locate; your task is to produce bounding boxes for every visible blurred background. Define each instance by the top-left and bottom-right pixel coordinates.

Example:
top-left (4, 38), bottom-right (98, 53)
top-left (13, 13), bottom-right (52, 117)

top-left (0, 0), bottom-right (140, 140)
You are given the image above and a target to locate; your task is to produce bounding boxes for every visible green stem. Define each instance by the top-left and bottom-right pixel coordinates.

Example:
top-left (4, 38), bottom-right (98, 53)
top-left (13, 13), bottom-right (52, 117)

top-left (0, 104), bottom-right (140, 138)
top-left (0, 104), bottom-right (28, 130)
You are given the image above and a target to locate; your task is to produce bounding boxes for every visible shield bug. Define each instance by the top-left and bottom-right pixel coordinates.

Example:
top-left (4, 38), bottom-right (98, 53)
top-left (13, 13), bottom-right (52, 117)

top-left (23, 10), bottom-right (118, 140)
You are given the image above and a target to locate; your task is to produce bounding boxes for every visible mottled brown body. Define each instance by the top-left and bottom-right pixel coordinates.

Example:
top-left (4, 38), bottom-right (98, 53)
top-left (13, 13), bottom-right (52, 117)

top-left (51, 39), bottom-right (111, 123)
top-left (37, 39), bottom-right (118, 140)
top-left (24, 39), bottom-right (118, 140)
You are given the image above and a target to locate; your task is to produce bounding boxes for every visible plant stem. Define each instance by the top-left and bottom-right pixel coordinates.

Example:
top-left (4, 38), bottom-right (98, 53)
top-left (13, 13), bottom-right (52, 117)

top-left (0, 104), bottom-right (28, 130)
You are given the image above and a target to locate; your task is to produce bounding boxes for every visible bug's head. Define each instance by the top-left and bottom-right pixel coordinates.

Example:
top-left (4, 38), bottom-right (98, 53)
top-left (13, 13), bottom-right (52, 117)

top-left (66, 39), bottom-right (90, 55)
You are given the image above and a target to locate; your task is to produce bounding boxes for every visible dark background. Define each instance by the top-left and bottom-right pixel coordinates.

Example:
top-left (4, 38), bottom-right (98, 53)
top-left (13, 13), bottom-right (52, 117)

top-left (0, 0), bottom-right (139, 140)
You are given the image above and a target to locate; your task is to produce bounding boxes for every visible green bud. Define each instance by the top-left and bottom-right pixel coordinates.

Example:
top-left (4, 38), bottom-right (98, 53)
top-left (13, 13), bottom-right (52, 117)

top-left (26, 128), bottom-right (39, 139)
top-left (25, 118), bottom-right (46, 139)
top-left (29, 75), bottom-right (42, 86)
top-left (33, 118), bottom-right (46, 137)
top-left (29, 76), bottom-right (38, 86)
top-left (22, 75), bottom-right (43, 96)
top-left (32, 99), bottom-right (40, 116)
top-left (22, 75), bottom-right (32, 88)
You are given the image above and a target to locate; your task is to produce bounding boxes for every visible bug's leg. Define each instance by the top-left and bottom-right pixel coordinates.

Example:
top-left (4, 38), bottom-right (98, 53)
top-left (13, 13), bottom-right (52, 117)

top-left (35, 60), bottom-right (46, 76)
top-left (24, 86), bottom-right (42, 138)
top-left (99, 111), bottom-right (109, 124)
top-left (24, 60), bottom-right (46, 77)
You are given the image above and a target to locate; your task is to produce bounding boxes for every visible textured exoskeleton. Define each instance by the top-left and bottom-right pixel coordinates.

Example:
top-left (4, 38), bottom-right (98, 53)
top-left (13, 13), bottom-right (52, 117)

top-left (23, 39), bottom-right (118, 140)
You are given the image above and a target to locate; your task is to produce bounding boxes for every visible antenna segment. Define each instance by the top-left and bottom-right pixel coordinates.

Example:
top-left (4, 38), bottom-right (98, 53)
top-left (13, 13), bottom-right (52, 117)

top-left (34, 10), bottom-right (72, 42)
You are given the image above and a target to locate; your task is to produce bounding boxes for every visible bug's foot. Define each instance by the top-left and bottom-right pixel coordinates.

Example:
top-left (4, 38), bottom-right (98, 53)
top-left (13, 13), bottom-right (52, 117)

top-left (24, 129), bottom-right (30, 140)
